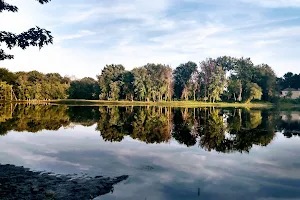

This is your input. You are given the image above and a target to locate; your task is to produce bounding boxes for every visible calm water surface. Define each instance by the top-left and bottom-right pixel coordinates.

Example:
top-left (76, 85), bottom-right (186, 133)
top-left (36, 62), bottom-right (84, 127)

top-left (0, 104), bottom-right (300, 200)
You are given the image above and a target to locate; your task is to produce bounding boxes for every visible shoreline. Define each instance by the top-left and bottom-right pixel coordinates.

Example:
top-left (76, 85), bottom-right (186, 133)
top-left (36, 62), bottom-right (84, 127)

top-left (0, 163), bottom-right (128, 200)
top-left (0, 99), bottom-right (273, 108)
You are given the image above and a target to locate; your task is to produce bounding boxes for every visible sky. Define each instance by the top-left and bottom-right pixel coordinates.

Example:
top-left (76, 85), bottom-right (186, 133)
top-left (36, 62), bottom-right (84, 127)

top-left (1, 0), bottom-right (300, 79)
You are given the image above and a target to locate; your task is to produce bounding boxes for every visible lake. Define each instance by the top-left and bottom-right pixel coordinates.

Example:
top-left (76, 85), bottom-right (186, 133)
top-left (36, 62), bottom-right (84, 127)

top-left (0, 104), bottom-right (300, 200)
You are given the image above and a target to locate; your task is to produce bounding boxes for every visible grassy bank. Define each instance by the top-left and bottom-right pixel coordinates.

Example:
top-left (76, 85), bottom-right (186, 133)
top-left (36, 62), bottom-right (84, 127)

top-left (44, 99), bottom-right (273, 108)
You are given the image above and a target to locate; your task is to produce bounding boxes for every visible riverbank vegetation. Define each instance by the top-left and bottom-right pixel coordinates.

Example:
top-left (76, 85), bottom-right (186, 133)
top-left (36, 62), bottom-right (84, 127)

top-left (0, 56), bottom-right (299, 104)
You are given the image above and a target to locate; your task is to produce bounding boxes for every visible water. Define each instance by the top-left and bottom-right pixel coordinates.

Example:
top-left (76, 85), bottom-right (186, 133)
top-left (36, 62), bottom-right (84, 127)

top-left (1, 104), bottom-right (300, 200)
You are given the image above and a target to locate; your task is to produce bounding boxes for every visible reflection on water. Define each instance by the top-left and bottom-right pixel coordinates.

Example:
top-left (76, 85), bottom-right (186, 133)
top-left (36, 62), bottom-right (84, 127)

top-left (1, 104), bottom-right (300, 199)
top-left (0, 104), bottom-right (298, 153)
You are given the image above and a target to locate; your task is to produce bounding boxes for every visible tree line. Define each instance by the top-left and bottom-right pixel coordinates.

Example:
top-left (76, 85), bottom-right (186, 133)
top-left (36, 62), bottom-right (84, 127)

top-left (0, 56), bottom-right (298, 102)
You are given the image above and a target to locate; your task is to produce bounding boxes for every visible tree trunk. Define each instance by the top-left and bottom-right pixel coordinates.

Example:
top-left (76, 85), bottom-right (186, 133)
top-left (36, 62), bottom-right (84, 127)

top-left (204, 85), bottom-right (207, 102)
top-left (238, 82), bottom-right (242, 102)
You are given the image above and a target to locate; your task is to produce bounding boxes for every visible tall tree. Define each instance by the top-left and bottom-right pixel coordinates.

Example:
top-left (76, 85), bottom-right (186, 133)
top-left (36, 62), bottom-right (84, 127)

top-left (253, 64), bottom-right (277, 101)
top-left (132, 67), bottom-right (150, 101)
top-left (200, 59), bottom-right (226, 102)
top-left (208, 66), bottom-right (226, 102)
top-left (97, 64), bottom-right (125, 100)
top-left (173, 61), bottom-right (198, 100)
top-left (144, 63), bottom-right (173, 101)
top-left (120, 71), bottom-right (134, 101)
top-left (227, 78), bottom-right (242, 101)
top-left (233, 57), bottom-right (255, 101)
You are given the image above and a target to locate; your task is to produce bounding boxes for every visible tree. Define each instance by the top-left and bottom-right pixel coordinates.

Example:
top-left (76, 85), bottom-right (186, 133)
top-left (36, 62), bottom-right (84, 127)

top-left (132, 67), bottom-right (150, 101)
top-left (227, 78), bottom-right (242, 101)
top-left (253, 64), bottom-right (277, 101)
top-left (244, 82), bottom-right (262, 103)
top-left (0, 68), bottom-right (16, 84)
top-left (120, 71), bottom-right (134, 101)
top-left (173, 61), bottom-right (198, 100)
top-left (199, 59), bottom-right (226, 102)
top-left (234, 58), bottom-right (255, 101)
top-left (0, 0), bottom-right (53, 60)
top-left (286, 90), bottom-right (293, 99)
top-left (97, 64), bottom-right (125, 100)
top-left (279, 72), bottom-right (300, 90)
top-left (13, 71), bottom-right (69, 100)
top-left (215, 56), bottom-right (236, 72)
top-left (69, 77), bottom-right (100, 100)
top-left (208, 66), bottom-right (226, 102)
top-left (144, 63), bottom-right (172, 101)
top-left (189, 71), bottom-right (199, 101)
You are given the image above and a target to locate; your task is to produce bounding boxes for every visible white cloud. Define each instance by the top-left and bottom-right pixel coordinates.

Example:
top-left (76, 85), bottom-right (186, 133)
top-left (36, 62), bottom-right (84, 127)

top-left (240, 0), bottom-right (300, 8)
top-left (1, 0), bottom-right (300, 78)
top-left (56, 30), bottom-right (96, 41)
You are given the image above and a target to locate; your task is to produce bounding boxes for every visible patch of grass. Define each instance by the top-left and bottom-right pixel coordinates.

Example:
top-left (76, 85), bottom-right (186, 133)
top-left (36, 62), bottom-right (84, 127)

top-left (46, 99), bottom-right (273, 108)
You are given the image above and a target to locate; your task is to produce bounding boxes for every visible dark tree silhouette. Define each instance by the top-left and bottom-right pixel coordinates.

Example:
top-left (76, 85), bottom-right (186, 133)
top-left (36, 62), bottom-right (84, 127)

top-left (0, 0), bottom-right (53, 60)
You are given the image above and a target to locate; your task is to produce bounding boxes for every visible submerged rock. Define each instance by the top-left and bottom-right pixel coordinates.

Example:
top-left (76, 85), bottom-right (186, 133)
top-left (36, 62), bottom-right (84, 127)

top-left (0, 164), bottom-right (128, 200)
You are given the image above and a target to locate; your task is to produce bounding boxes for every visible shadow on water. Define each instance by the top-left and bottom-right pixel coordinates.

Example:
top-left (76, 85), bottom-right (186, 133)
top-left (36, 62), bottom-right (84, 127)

top-left (0, 104), bottom-right (300, 153)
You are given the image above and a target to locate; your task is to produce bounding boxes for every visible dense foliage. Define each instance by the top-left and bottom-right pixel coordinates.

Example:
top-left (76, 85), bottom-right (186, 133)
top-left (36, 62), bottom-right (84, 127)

top-left (0, 0), bottom-right (53, 60)
top-left (0, 70), bottom-right (70, 100)
top-left (0, 56), bottom-right (297, 102)
top-left (277, 72), bottom-right (300, 90)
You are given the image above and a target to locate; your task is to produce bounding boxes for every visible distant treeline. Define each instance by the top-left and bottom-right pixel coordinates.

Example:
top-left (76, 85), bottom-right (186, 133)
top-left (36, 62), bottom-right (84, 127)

top-left (0, 56), bottom-right (299, 102)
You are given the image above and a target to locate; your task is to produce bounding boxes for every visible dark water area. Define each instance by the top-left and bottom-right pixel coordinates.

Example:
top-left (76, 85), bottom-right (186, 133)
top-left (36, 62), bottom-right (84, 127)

top-left (0, 104), bottom-right (300, 199)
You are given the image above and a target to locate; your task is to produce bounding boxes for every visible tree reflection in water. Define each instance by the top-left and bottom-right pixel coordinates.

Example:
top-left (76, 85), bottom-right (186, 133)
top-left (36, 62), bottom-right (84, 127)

top-left (0, 103), bottom-right (299, 153)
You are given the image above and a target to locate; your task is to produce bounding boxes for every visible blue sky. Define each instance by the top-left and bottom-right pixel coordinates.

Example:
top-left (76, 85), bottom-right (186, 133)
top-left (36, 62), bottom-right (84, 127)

top-left (1, 0), bottom-right (300, 78)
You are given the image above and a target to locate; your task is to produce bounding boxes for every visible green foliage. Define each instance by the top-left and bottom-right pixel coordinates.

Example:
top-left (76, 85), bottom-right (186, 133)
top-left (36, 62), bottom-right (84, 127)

top-left (278, 72), bottom-right (300, 90)
top-left (14, 71), bottom-right (70, 100)
top-left (132, 67), bottom-right (149, 101)
top-left (0, 81), bottom-right (13, 100)
top-left (69, 77), bottom-right (100, 100)
top-left (0, 68), bottom-right (16, 84)
top-left (0, 55), bottom-right (294, 104)
top-left (131, 64), bottom-right (172, 101)
top-left (227, 78), bottom-right (242, 101)
top-left (199, 58), bottom-right (227, 102)
top-left (97, 64), bottom-right (125, 100)
top-left (0, 0), bottom-right (53, 60)
top-left (173, 61), bottom-right (198, 100)
top-left (286, 90), bottom-right (293, 98)
top-left (208, 66), bottom-right (226, 102)
top-left (244, 83), bottom-right (262, 103)
top-left (253, 64), bottom-right (277, 101)
top-left (120, 71), bottom-right (134, 100)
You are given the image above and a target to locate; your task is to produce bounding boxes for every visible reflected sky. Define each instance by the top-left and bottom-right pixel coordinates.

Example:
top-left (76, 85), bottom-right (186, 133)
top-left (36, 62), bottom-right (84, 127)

top-left (1, 122), bottom-right (300, 200)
